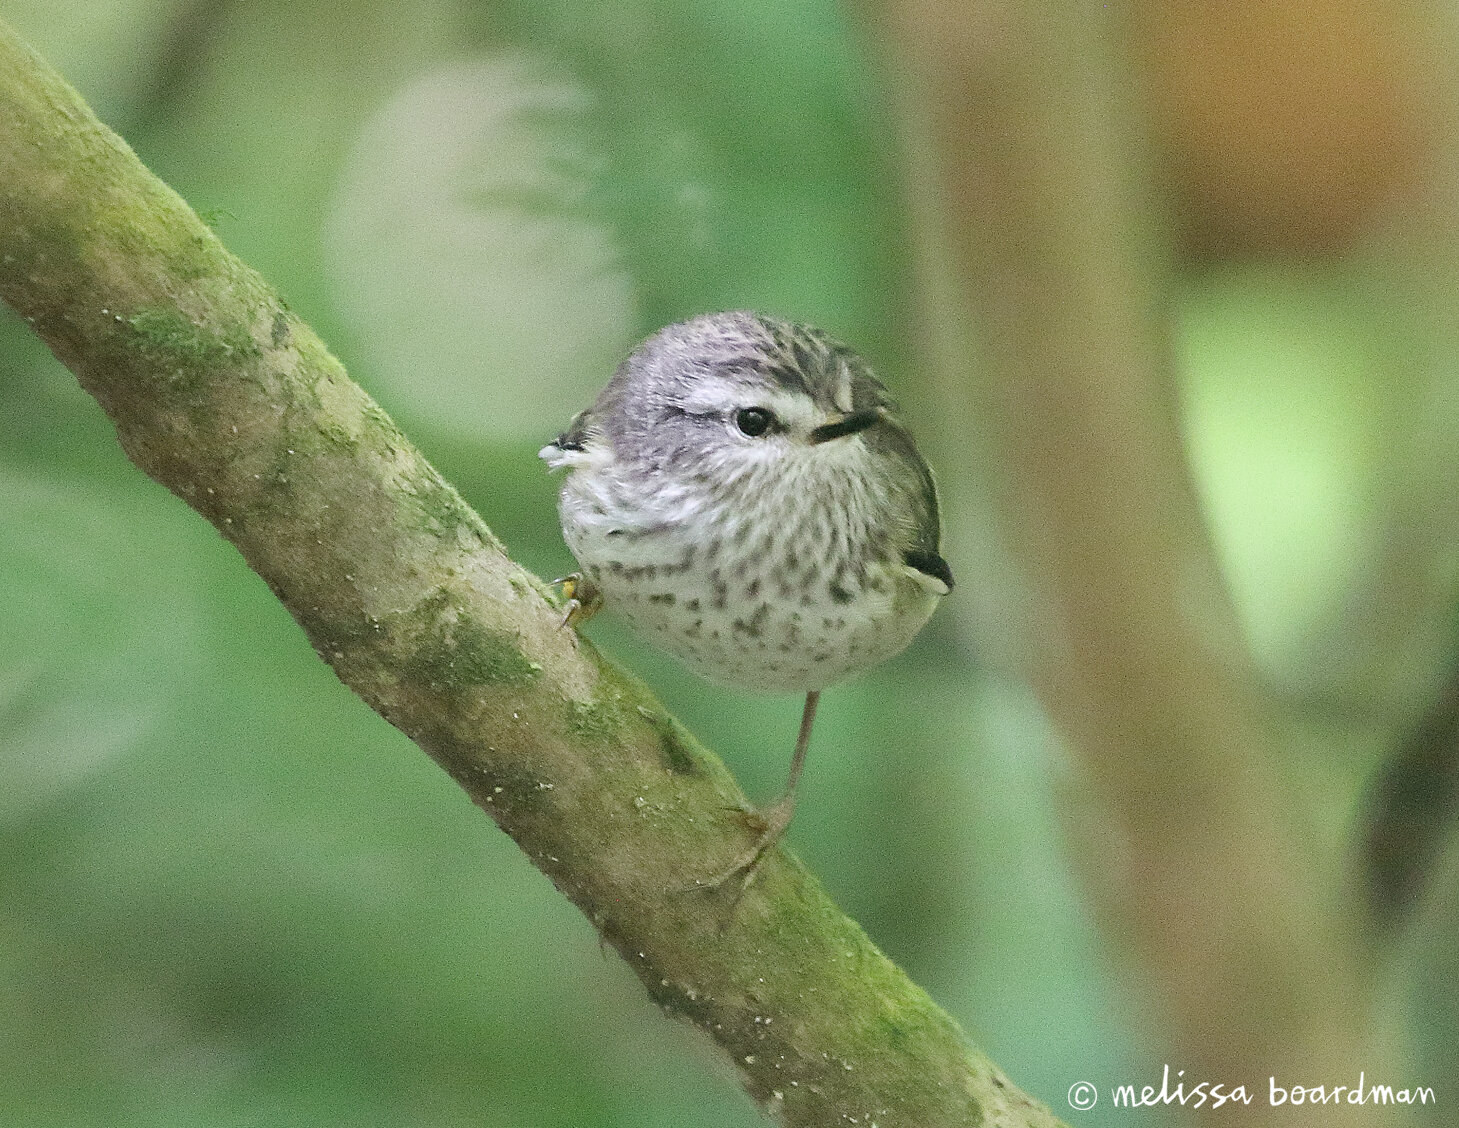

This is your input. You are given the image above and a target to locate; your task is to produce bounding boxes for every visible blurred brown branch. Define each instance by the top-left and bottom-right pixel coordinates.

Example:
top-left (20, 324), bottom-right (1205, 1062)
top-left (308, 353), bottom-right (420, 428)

top-left (871, 0), bottom-right (1391, 1119)
top-left (0, 19), bottom-right (1065, 1128)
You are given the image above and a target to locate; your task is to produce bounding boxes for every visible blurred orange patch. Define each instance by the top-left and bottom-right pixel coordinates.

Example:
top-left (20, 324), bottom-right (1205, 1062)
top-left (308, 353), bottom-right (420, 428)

top-left (1135, 0), bottom-right (1431, 256)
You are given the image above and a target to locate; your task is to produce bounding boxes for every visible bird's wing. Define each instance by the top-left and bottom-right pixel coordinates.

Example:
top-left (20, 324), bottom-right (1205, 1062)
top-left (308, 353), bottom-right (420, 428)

top-left (899, 440), bottom-right (954, 595)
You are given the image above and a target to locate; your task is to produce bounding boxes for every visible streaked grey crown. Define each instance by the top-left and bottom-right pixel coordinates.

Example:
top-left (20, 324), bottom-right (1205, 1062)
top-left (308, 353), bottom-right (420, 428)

top-left (559, 312), bottom-right (889, 452)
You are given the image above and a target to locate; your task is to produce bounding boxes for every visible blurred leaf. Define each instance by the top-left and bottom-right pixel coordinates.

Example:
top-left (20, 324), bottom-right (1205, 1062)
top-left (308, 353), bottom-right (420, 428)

top-left (323, 53), bottom-right (638, 444)
top-left (0, 468), bottom-right (204, 824)
top-left (489, 0), bottom-right (906, 343)
top-left (1179, 266), bottom-right (1403, 682)
top-left (124, 0), bottom-right (466, 340)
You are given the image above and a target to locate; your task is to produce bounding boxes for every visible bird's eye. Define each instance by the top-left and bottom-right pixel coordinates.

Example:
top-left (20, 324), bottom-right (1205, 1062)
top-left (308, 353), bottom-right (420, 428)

top-left (735, 407), bottom-right (775, 437)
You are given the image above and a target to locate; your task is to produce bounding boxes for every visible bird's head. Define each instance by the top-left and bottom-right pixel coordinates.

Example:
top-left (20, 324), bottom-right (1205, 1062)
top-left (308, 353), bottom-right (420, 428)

top-left (564, 312), bottom-right (898, 485)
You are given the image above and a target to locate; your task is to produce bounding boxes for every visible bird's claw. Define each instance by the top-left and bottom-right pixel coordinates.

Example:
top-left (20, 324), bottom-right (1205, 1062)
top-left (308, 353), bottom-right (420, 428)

top-left (553, 572), bottom-right (602, 630)
top-left (678, 796), bottom-right (796, 900)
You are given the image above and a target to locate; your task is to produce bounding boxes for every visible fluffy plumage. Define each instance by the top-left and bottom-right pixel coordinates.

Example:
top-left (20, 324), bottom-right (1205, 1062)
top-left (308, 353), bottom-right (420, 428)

top-left (542, 311), bottom-right (951, 693)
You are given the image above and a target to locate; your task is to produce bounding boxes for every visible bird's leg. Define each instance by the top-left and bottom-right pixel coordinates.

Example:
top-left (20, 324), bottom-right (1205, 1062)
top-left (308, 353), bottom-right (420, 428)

top-left (554, 572), bottom-right (603, 629)
top-left (693, 690), bottom-right (820, 895)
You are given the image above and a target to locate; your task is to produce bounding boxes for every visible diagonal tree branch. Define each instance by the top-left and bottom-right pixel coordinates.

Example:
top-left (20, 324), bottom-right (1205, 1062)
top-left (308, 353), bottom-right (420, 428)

top-left (0, 21), bottom-right (1064, 1128)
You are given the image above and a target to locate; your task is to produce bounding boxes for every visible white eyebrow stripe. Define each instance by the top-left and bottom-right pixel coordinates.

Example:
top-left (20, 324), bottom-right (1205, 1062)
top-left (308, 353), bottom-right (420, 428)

top-left (678, 383), bottom-right (820, 431)
top-left (679, 375), bottom-right (746, 414)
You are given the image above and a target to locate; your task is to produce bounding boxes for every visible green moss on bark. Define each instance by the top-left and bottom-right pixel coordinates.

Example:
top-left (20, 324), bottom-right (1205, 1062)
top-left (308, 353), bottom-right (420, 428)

top-left (403, 590), bottom-right (541, 690)
top-left (125, 307), bottom-right (260, 382)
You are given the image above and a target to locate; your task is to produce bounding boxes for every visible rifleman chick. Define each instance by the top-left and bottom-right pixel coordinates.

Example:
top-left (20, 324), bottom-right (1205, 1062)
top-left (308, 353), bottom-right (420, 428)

top-left (541, 311), bottom-right (953, 890)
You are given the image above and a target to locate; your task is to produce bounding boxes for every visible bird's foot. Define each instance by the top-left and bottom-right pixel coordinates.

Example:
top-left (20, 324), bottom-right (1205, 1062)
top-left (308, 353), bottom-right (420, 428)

top-left (553, 572), bottom-right (602, 630)
top-left (681, 795), bottom-right (797, 899)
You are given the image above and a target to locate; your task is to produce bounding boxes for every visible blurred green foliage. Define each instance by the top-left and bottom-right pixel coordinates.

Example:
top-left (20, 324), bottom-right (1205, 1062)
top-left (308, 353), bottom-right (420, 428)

top-left (2, 1), bottom-right (1456, 1124)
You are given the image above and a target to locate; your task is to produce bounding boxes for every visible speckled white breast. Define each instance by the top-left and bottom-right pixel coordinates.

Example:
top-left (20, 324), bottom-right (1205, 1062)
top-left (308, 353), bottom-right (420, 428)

top-left (556, 458), bottom-right (941, 693)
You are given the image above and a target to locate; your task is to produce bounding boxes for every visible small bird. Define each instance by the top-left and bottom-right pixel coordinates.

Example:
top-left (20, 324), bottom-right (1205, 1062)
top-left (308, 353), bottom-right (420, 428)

top-left (541, 311), bottom-right (953, 889)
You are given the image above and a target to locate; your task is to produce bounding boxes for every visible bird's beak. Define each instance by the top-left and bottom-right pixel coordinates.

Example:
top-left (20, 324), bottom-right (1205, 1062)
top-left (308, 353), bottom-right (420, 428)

top-left (808, 407), bottom-right (884, 444)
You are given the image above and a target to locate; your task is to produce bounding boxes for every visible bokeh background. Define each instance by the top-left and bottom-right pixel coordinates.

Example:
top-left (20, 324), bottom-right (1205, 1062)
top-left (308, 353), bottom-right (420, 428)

top-left (3, 0), bottom-right (1458, 1124)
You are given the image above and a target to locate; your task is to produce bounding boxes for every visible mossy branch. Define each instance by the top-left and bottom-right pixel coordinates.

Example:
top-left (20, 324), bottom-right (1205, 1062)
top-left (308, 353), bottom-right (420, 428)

top-left (0, 20), bottom-right (1065, 1128)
